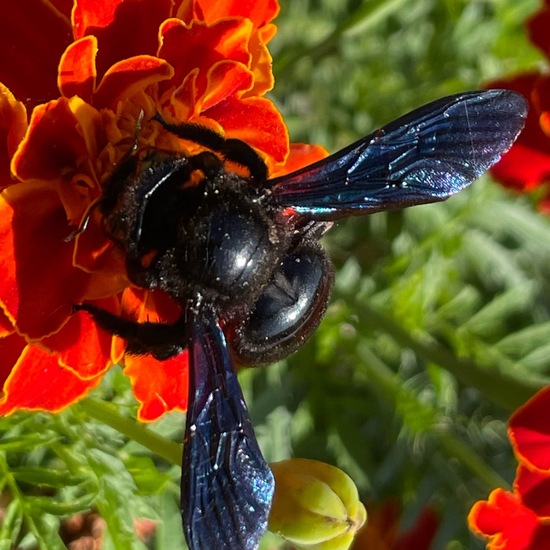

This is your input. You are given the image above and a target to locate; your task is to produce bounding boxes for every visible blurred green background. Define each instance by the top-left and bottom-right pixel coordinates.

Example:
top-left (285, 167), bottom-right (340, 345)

top-left (2, 0), bottom-right (549, 548)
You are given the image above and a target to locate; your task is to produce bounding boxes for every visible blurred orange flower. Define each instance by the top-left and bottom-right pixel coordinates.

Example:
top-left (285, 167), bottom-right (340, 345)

top-left (351, 500), bottom-right (438, 550)
top-left (0, 0), bottom-right (326, 421)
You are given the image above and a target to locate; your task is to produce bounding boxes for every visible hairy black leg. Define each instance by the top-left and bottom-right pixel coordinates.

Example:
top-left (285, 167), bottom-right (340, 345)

top-left (152, 114), bottom-right (268, 183)
top-left (66, 112), bottom-right (146, 242)
top-left (74, 303), bottom-right (187, 360)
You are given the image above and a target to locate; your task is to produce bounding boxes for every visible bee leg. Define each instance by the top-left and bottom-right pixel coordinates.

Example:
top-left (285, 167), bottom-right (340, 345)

top-left (74, 303), bottom-right (186, 360)
top-left (152, 114), bottom-right (268, 182)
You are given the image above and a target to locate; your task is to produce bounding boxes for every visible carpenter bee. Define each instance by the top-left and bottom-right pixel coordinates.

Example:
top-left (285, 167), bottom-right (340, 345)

top-left (76, 90), bottom-right (527, 550)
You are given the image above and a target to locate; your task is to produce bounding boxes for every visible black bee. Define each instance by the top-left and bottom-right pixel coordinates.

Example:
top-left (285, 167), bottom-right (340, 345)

top-left (76, 90), bottom-right (527, 550)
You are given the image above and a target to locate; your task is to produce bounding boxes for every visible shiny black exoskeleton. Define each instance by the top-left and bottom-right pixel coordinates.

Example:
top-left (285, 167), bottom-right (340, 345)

top-left (76, 90), bottom-right (528, 550)
top-left (84, 128), bottom-right (333, 367)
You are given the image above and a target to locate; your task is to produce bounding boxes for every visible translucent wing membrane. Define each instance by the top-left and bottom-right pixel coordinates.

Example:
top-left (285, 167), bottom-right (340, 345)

top-left (181, 312), bottom-right (274, 550)
top-left (267, 89), bottom-right (527, 219)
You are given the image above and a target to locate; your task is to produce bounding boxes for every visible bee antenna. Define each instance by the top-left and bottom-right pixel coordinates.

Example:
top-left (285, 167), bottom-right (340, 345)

top-left (131, 109), bottom-right (145, 154)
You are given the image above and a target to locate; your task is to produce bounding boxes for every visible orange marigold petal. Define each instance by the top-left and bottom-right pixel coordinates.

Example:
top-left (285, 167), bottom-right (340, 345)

top-left (0, 3), bottom-right (71, 107)
top-left (159, 18), bottom-right (252, 103)
top-left (124, 351), bottom-right (189, 421)
top-left (510, 386), bottom-right (550, 472)
top-left (73, 210), bottom-right (129, 293)
top-left (58, 36), bottom-right (98, 102)
top-left (246, 28), bottom-right (275, 97)
top-left (271, 142), bottom-right (329, 178)
top-left (0, 333), bottom-right (26, 389)
top-left (203, 96), bottom-right (288, 163)
top-left (171, 69), bottom-right (200, 120)
top-left (468, 489), bottom-right (542, 550)
top-left (176, 1), bottom-right (278, 97)
top-left (0, 84), bottom-right (27, 189)
top-left (0, 344), bottom-right (102, 415)
top-left (189, 0), bottom-right (279, 29)
top-left (0, 309), bottom-right (14, 338)
top-left (121, 288), bottom-right (182, 324)
top-left (51, 0), bottom-right (73, 17)
top-left (41, 298), bottom-right (117, 379)
top-left (12, 98), bottom-right (98, 182)
top-left (81, 266), bottom-right (129, 302)
top-left (73, 0), bottom-right (126, 35)
top-left (202, 61), bottom-right (254, 112)
top-left (0, 182), bottom-right (89, 339)
top-left (73, 0), bottom-right (173, 78)
top-left (516, 465), bottom-right (550, 519)
top-left (94, 56), bottom-right (174, 109)
top-left (14, 97), bottom-right (106, 226)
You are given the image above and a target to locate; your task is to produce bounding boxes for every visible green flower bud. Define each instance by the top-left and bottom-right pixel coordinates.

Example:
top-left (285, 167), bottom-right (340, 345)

top-left (269, 458), bottom-right (367, 549)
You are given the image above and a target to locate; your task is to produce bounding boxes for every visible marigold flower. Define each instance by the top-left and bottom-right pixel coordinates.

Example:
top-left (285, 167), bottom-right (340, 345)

top-left (469, 387), bottom-right (550, 549)
top-left (0, 0), bottom-right (327, 421)
top-left (486, 2), bottom-right (550, 212)
top-left (469, 466), bottom-right (550, 550)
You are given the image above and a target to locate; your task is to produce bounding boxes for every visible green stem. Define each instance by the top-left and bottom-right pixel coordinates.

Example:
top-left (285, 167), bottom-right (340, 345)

top-left (357, 302), bottom-right (542, 411)
top-left (79, 398), bottom-right (182, 466)
top-left (358, 344), bottom-right (510, 491)
top-left (436, 430), bottom-right (510, 491)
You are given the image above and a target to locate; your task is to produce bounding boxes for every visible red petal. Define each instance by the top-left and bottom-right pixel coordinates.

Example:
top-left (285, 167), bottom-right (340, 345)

top-left (121, 288), bottom-right (182, 324)
top-left (189, 0), bottom-right (279, 29)
top-left (510, 387), bottom-right (550, 472)
top-left (247, 27), bottom-right (276, 96)
top-left (202, 61), bottom-right (254, 112)
top-left (516, 465), bottom-right (550, 518)
top-left (159, 18), bottom-right (252, 103)
top-left (40, 297), bottom-right (117, 379)
top-left (468, 489), bottom-right (544, 550)
top-left (12, 98), bottom-right (99, 182)
top-left (171, 70), bottom-right (200, 121)
top-left (393, 507), bottom-right (439, 550)
top-left (0, 309), bottom-right (14, 337)
top-left (115, 288), bottom-right (186, 419)
top-left (0, 3), bottom-right (72, 107)
top-left (203, 96), bottom-right (288, 162)
top-left (0, 344), bottom-right (102, 415)
top-left (0, 84), bottom-right (28, 189)
top-left (0, 333), bottom-right (26, 389)
top-left (58, 36), bottom-right (98, 102)
top-left (94, 56), bottom-right (174, 109)
top-left (51, 0), bottom-right (73, 17)
top-left (527, 6), bottom-right (550, 59)
top-left (271, 142), bottom-right (329, 178)
top-left (0, 182), bottom-right (90, 339)
top-left (73, 217), bottom-right (129, 297)
top-left (488, 74), bottom-right (550, 190)
top-left (352, 500), bottom-right (399, 548)
top-left (124, 351), bottom-right (189, 421)
top-left (535, 74), bottom-right (550, 115)
top-left (490, 144), bottom-right (550, 194)
top-left (73, 0), bottom-right (173, 78)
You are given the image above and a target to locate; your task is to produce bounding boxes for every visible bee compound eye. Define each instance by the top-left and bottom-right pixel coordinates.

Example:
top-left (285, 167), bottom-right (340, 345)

top-left (229, 242), bottom-right (334, 365)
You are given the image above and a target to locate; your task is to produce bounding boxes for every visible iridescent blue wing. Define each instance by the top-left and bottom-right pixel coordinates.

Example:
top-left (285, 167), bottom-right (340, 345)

top-left (181, 311), bottom-right (274, 550)
top-left (267, 89), bottom-right (527, 219)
